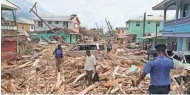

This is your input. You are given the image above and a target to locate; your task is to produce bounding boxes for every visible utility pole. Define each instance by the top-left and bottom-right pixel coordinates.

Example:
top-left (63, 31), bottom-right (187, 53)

top-left (143, 12), bottom-right (146, 49)
top-left (95, 23), bottom-right (99, 29)
top-left (29, 2), bottom-right (65, 44)
top-left (105, 18), bottom-right (111, 37)
top-left (108, 21), bottom-right (114, 37)
top-left (155, 23), bottom-right (158, 45)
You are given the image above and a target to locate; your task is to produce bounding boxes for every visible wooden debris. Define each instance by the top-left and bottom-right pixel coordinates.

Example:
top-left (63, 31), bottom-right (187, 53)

top-left (114, 81), bottom-right (126, 94)
top-left (73, 73), bottom-right (86, 84)
top-left (78, 83), bottom-right (100, 94)
top-left (32, 58), bottom-right (40, 67)
top-left (6, 79), bottom-right (16, 93)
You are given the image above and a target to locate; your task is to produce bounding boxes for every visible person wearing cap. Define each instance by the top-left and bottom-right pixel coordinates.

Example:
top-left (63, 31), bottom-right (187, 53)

top-left (136, 44), bottom-right (174, 94)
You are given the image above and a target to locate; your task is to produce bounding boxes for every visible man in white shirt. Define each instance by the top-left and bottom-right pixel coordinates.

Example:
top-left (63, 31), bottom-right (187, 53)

top-left (84, 50), bottom-right (96, 85)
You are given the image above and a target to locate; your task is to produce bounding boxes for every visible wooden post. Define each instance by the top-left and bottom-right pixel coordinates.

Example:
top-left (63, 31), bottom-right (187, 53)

top-left (143, 12), bottom-right (146, 49)
top-left (29, 2), bottom-right (65, 43)
top-left (155, 24), bottom-right (158, 45)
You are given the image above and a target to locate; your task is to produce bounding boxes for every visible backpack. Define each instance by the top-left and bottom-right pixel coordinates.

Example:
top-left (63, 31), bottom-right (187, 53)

top-left (55, 49), bottom-right (62, 57)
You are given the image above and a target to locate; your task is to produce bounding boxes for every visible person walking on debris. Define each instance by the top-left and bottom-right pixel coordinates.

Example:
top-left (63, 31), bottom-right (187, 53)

top-left (53, 44), bottom-right (63, 72)
top-left (136, 44), bottom-right (174, 94)
top-left (84, 50), bottom-right (96, 85)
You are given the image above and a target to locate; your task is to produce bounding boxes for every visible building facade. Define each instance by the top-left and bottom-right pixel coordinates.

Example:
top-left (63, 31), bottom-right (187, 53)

top-left (153, 0), bottom-right (190, 51)
top-left (32, 15), bottom-right (80, 44)
top-left (1, 0), bottom-right (19, 61)
top-left (33, 15), bottom-right (80, 33)
top-left (17, 19), bottom-right (34, 32)
top-left (125, 15), bottom-right (164, 43)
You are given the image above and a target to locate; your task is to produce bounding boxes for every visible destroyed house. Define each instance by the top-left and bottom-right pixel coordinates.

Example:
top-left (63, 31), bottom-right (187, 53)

top-left (1, 0), bottom-right (19, 61)
top-left (29, 28), bottom-right (78, 44)
top-left (33, 14), bottom-right (80, 33)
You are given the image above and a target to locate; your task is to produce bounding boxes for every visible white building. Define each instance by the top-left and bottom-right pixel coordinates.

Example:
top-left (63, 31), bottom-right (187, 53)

top-left (33, 15), bottom-right (80, 33)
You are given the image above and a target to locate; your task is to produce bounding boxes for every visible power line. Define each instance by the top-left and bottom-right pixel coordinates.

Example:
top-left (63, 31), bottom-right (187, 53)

top-left (22, 0), bottom-right (54, 15)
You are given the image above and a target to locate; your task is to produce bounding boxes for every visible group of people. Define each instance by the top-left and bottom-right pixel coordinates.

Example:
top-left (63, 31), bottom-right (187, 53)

top-left (53, 44), bottom-right (189, 94)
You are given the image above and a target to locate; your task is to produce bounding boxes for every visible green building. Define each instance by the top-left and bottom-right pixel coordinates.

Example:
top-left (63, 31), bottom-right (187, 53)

top-left (29, 28), bottom-right (78, 44)
top-left (125, 15), bottom-right (164, 43)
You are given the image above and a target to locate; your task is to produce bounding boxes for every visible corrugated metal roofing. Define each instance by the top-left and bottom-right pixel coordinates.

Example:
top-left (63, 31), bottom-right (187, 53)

top-left (152, 0), bottom-right (176, 10)
top-left (126, 15), bottom-right (172, 23)
top-left (33, 16), bottom-right (72, 21)
top-left (1, 0), bottom-right (19, 10)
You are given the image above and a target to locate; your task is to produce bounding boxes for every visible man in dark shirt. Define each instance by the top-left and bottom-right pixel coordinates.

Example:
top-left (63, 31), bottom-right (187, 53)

top-left (53, 44), bottom-right (63, 72)
top-left (136, 44), bottom-right (174, 94)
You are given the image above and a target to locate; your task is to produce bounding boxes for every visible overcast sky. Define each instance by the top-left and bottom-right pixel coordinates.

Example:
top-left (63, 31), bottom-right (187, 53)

top-left (32, 0), bottom-right (175, 30)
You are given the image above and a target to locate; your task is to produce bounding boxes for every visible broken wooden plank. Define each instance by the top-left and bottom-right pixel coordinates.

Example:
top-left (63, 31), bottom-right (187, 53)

top-left (106, 86), bottom-right (112, 94)
top-left (14, 62), bottom-right (31, 70)
top-left (72, 73), bottom-right (86, 84)
top-left (78, 83), bottom-right (100, 94)
top-left (6, 79), bottom-right (16, 93)
top-left (32, 59), bottom-right (40, 67)
top-left (114, 81), bottom-right (126, 94)
top-left (113, 66), bottom-right (120, 79)
top-left (110, 85), bottom-right (120, 94)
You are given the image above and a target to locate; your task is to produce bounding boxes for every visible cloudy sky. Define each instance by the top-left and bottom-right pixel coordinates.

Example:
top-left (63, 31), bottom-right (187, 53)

top-left (28, 0), bottom-right (175, 29)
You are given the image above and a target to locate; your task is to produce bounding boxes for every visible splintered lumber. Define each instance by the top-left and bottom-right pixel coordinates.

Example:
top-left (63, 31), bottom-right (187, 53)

top-left (26, 85), bottom-right (30, 95)
top-left (6, 79), bottom-right (16, 93)
top-left (2, 64), bottom-right (18, 70)
top-left (78, 83), bottom-right (100, 94)
top-left (55, 72), bottom-right (61, 90)
top-left (32, 58), bottom-right (40, 67)
top-left (73, 73), bottom-right (86, 84)
top-left (114, 81), bottom-right (126, 94)
top-left (111, 85), bottom-right (120, 94)
top-left (106, 86), bottom-right (113, 94)
top-left (2, 85), bottom-right (11, 93)
top-left (14, 62), bottom-right (31, 70)
top-left (54, 72), bottom-right (66, 91)
top-left (113, 66), bottom-right (120, 79)
top-left (171, 76), bottom-right (181, 90)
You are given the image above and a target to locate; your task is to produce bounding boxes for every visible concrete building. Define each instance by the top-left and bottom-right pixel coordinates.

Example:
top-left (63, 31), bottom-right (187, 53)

top-left (125, 15), bottom-right (165, 43)
top-left (153, 0), bottom-right (190, 51)
top-left (31, 15), bottom-right (80, 44)
top-left (33, 15), bottom-right (80, 33)
top-left (1, 0), bottom-right (19, 60)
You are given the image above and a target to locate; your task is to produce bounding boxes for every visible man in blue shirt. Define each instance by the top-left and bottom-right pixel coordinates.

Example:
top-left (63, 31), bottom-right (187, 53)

top-left (53, 44), bottom-right (63, 72)
top-left (136, 44), bottom-right (174, 94)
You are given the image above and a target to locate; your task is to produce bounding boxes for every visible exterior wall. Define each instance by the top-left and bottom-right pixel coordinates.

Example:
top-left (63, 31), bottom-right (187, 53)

top-left (71, 34), bottom-right (77, 44)
top-left (59, 32), bottom-right (70, 43)
top-left (34, 20), bottom-right (72, 31)
top-left (17, 23), bottom-right (30, 32)
top-left (128, 21), bottom-right (163, 42)
top-left (38, 31), bottom-right (72, 44)
top-left (1, 41), bottom-right (17, 61)
top-left (71, 17), bottom-right (80, 33)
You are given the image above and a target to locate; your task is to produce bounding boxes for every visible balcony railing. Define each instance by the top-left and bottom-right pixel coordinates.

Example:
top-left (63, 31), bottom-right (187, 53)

top-left (164, 16), bottom-right (190, 26)
top-left (163, 16), bottom-right (190, 33)
top-left (1, 25), bottom-right (17, 30)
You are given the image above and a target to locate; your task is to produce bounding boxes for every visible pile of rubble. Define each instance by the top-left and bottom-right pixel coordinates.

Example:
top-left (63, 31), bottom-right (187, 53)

top-left (1, 44), bottom-right (184, 94)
